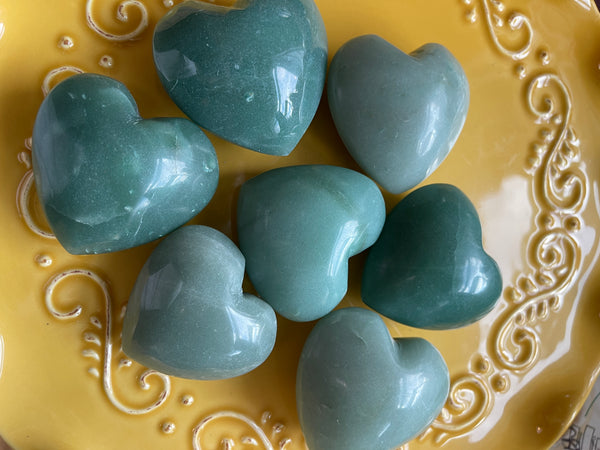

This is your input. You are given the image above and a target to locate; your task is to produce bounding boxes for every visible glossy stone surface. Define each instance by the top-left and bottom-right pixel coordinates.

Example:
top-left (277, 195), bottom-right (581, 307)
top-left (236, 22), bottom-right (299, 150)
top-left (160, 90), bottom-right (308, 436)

top-left (237, 165), bottom-right (385, 322)
top-left (328, 35), bottom-right (469, 194)
top-left (32, 73), bottom-right (218, 255)
top-left (297, 307), bottom-right (449, 450)
top-left (153, 0), bottom-right (328, 156)
top-left (363, 184), bottom-right (502, 329)
top-left (122, 225), bottom-right (277, 380)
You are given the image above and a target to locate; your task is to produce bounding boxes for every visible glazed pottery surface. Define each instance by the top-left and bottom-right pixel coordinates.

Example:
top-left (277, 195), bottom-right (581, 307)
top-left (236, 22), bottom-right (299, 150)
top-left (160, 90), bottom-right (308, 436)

top-left (1, 1), bottom-right (600, 449)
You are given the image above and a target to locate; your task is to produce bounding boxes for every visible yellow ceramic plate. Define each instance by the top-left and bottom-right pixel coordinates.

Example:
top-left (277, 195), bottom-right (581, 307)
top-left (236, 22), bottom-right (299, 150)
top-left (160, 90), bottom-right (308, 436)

top-left (1, 0), bottom-right (600, 448)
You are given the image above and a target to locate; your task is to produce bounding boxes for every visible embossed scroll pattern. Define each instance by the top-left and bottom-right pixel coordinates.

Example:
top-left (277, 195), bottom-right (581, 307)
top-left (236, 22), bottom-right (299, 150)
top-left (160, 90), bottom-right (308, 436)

top-left (193, 411), bottom-right (292, 450)
top-left (45, 269), bottom-right (172, 415)
top-left (480, 0), bottom-right (533, 60)
top-left (86, 0), bottom-right (149, 41)
top-left (420, 1), bottom-right (589, 445)
top-left (15, 2), bottom-right (293, 447)
top-left (18, 0), bottom-right (589, 447)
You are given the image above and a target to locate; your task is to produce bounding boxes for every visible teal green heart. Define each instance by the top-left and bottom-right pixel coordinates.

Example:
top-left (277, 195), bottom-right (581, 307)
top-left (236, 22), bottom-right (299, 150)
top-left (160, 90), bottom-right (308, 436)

top-left (362, 184), bottom-right (502, 329)
top-left (237, 165), bottom-right (385, 322)
top-left (32, 73), bottom-right (218, 255)
top-left (153, 0), bottom-right (328, 156)
top-left (327, 35), bottom-right (469, 194)
top-left (297, 307), bottom-right (449, 450)
top-left (122, 225), bottom-right (277, 380)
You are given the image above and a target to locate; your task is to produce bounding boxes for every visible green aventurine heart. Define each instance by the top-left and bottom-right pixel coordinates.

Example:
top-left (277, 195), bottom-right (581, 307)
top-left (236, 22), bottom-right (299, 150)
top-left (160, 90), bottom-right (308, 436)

top-left (153, 0), bottom-right (328, 156)
top-left (297, 307), bottom-right (449, 450)
top-left (328, 35), bottom-right (469, 194)
top-left (237, 165), bottom-right (385, 322)
top-left (362, 184), bottom-right (502, 329)
top-left (122, 225), bottom-right (277, 380)
top-left (32, 73), bottom-right (218, 254)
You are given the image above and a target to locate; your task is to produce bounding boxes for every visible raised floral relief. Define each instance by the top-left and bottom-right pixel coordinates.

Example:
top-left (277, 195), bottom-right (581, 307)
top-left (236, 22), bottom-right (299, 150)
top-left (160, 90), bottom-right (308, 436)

top-left (420, 0), bottom-right (590, 445)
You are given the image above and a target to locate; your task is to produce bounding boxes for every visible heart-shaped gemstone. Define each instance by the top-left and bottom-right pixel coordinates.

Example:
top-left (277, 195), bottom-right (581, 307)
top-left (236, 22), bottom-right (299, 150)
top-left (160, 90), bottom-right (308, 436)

top-left (153, 0), bottom-right (328, 156)
top-left (297, 307), bottom-right (449, 450)
top-left (122, 225), bottom-right (277, 380)
top-left (362, 184), bottom-right (502, 329)
top-left (328, 35), bottom-right (469, 194)
top-left (237, 165), bottom-right (385, 322)
top-left (32, 73), bottom-right (219, 255)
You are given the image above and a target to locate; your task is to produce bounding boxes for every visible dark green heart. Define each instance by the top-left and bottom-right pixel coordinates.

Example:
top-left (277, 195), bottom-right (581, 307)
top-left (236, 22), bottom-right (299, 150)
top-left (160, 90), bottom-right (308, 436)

top-left (362, 184), bottom-right (502, 329)
top-left (32, 73), bottom-right (219, 254)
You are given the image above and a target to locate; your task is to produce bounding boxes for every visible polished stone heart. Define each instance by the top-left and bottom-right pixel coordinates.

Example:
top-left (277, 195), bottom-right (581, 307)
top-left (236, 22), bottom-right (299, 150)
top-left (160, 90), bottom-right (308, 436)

top-left (32, 73), bottom-right (218, 255)
top-left (153, 0), bottom-right (328, 156)
top-left (122, 225), bottom-right (277, 380)
top-left (362, 184), bottom-right (502, 329)
top-left (237, 165), bottom-right (385, 322)
top-left (297, 307), bottom-right (449, 450)
top-left (328, 35), bottom-right (469, 194)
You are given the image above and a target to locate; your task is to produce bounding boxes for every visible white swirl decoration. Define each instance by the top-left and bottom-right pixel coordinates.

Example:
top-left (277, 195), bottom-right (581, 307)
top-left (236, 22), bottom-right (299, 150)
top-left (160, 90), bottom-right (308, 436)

top-left (42, 65), bottom-right (85, 96)
top-left (481, 0), bottom-right (533, 60)
top-left (193, 411), bottom-right (291, 450)
top-left (86, 0), bottom-right (149, 41)
top-left (421, 354), bottom-right (509, 444)
top-left (45, 269), bottom-right (171, 415)
top-left (526, 74), bottom-right (586, 214)
top-left (16, 170), bottom-right (55, 239)
top-left (491, 73), bottom-right (587, 372)
top-left (421, 374), bottom-right (493, 445)
top-left (493, 225), bottom-right (581, 371)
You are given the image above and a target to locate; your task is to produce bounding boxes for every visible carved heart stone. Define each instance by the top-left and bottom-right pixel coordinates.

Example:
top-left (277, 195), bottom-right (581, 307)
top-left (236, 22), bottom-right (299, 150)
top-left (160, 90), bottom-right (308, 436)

top-left (362, 183), bottom-right (502, 329)
top-left (122, 225), bottom-right (277, 380)
top-left (32, 73), bottom-right (218, 254)
top-left (237, 165), bottom-right (385, 322)
top-left (328, 35), bottom-right (469, 194)
top-left (153, 0), bottom-right (328, 156)
top-left (296, 307), bottom-right (449, 450)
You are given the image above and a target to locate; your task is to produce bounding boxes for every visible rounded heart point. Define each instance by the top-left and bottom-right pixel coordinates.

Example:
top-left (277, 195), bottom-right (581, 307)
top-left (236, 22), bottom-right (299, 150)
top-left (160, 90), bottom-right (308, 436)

top-left (122, 226), bottom-right (277, 380)
top-left (363, 183), bottom-right (503, 329)
top-left (297, 307), bottom-right (450, 449)
top-left (328, 35), bottom-right (470, 194)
